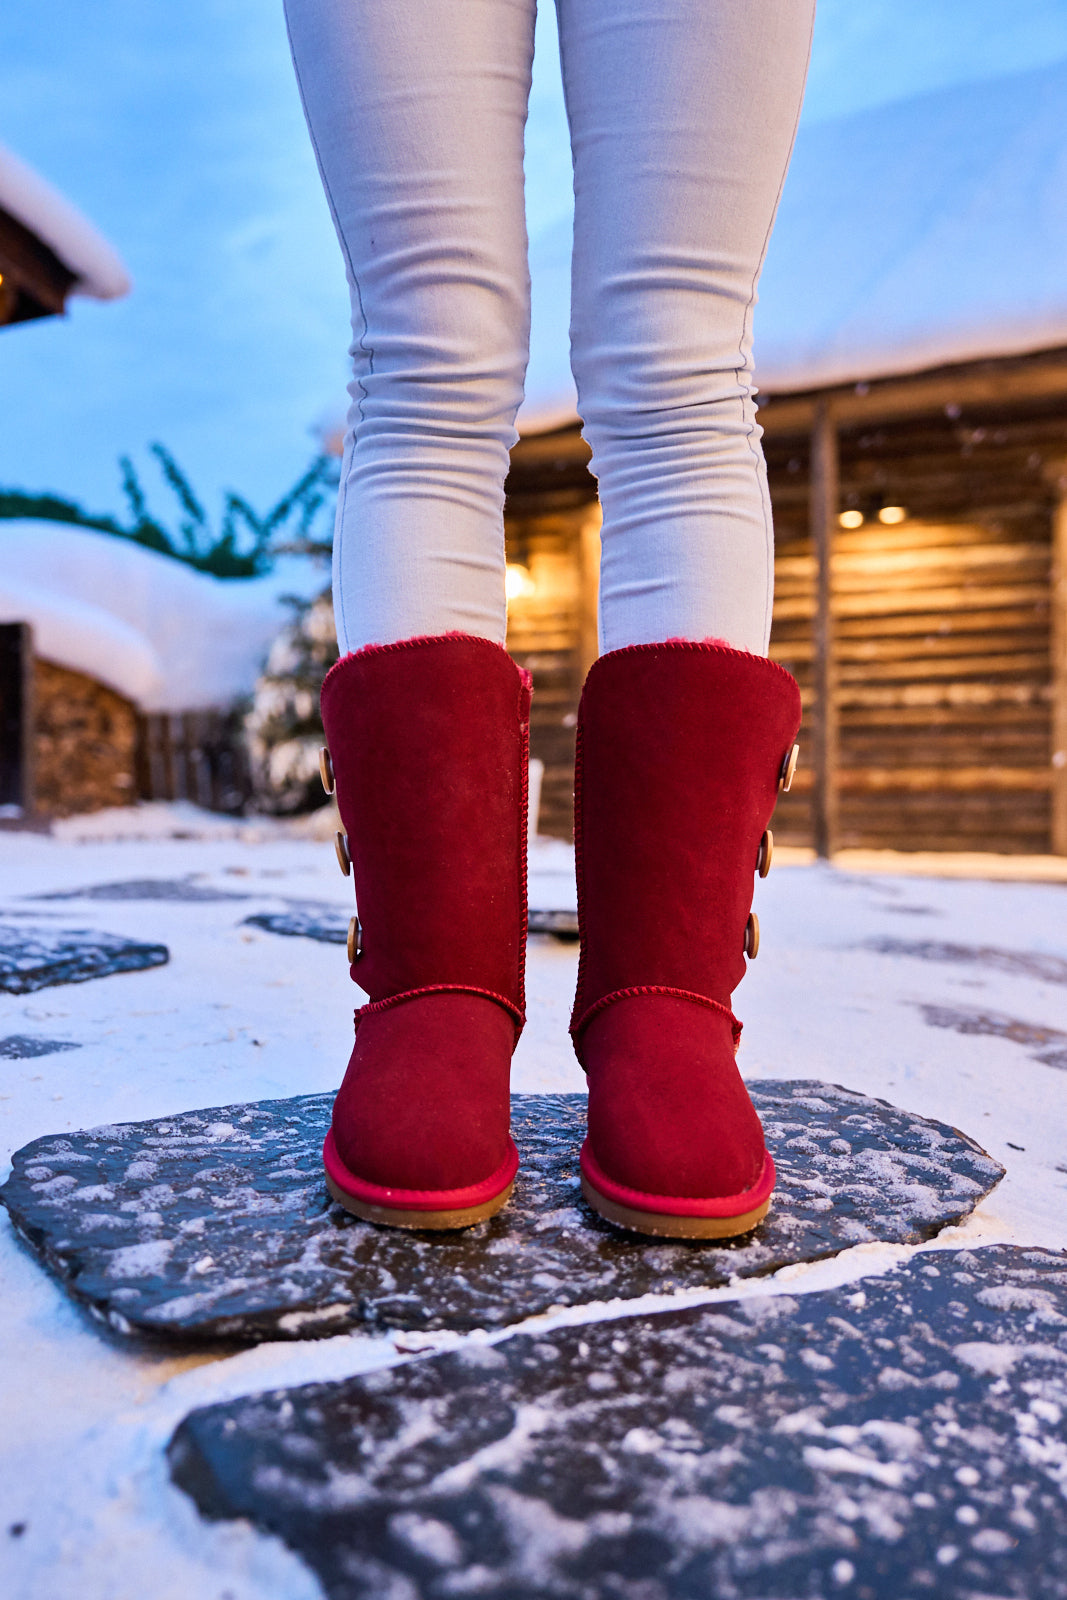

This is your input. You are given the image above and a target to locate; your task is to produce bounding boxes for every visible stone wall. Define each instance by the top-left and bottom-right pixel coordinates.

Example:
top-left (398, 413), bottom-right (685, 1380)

top-left (33, 659), bottom-right (138, 817)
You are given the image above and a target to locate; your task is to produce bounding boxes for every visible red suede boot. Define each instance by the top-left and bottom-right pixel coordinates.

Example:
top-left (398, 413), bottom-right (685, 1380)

top-left (318, 634), bottom-right (531, 1228)
top-left (571, 640), bottom-right (801, 1239)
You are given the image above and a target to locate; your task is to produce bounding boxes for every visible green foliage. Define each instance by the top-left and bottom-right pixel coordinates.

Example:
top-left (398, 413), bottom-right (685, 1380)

top-left (0, 446), bottom-right (338, 578)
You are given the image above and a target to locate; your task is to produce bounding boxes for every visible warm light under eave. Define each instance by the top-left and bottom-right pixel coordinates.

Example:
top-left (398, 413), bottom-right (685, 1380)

top-left (505, 563), bottom-right (535, 602)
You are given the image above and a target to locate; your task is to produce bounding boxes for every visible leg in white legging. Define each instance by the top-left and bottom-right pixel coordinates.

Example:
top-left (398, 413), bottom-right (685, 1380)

top-left (283, 0), bottom-right (536, 653)
top-left (557, 0), bottom-right (814, 655)
top-left (284, 0), bottom-right (812, 657)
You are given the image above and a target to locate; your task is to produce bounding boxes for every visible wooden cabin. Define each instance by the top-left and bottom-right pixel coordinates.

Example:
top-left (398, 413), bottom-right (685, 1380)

top-left (505, 60), bottom-right (1067, 853)
top-left (504, 347), bottom-right (1067, 855)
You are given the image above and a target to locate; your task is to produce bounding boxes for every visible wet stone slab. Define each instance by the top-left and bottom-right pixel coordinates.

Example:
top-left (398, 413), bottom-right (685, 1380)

top-left (0, 1035), bottom-right (82, 1060)
top-left (865, 937), bottom-right (1067, 987)
top-left (31, 877), bottom-right (250, 902)
top-left (0, 921), bottom-right (169, 994)
top-left (168, 1245), bottom-right (1067, 1600)
top-left (1, 1083), bottom-right (1002, 1342)
top-left (246, 904), bottom-right (581, 943)
top-left (243, 906), bottom-right (350, 944)
top-left (918, 1003), bottom-right (1067, 1072)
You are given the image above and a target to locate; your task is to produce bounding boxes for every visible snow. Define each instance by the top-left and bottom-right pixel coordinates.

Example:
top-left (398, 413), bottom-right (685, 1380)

top-left (1, 820), bottom-right (1066, 1596)
top-left (754, 58), bottom-right (1067, 392)
top-left (519, 58), bottom-right (1067, 430)
top-left (0, 141), bottom-right (130, 301)
top-left (0, 523), bottom-right (323, 711)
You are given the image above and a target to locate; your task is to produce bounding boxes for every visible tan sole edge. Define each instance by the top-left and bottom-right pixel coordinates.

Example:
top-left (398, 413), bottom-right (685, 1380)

top-left (581, 1172), bottom-right (771, 1240)
top-left (325, 1171), bottom-right (515, 1231)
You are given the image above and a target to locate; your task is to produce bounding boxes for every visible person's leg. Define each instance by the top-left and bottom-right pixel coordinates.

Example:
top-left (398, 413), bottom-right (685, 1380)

top-left (284, 0), bottom-right (537, 652)
top-left (284, 0), bottom-right (537, 1227)
top-left (557, 0), bottom-right (812, 1237)
top-left (557, 0), bottom-right (815, 654)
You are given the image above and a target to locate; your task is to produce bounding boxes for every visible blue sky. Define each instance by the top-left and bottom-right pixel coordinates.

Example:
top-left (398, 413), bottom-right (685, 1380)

top-left (3, 0), bottom-right (1067, 526)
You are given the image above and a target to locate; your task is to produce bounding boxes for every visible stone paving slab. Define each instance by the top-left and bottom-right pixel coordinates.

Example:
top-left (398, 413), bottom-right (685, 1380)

top-left (0, 1035), bottom-right (82, 1060)
top-left (31, 877), bottom-right (251, 902)
top-left (246, 904), bottom-right (581, 943)
top-left (0, 921), bottom-right (169, 994)
top-left (167, 1244), bottom-right (1067, 1600)
top-left (1, 1085), bottom-right (1002, 1343)
top-left (865, 937), bottom-right (1067, 986)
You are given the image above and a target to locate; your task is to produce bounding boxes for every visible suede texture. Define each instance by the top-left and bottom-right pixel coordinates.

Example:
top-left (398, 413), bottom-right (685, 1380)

top-left (572, 640), bottom-right (802, 1205)
top-left (331, 994), bottom-right (518, 1192)
top-left (320, 634), bottom-right (530, 1197)
top-left (581, 995), bottom-right (767, 1198)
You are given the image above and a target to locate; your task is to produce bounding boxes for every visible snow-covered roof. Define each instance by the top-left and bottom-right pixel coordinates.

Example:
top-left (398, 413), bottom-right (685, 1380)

top-left (0, 524), bottom-right (322, 712)
top-left (518, 58), bottom-right (1067, 430)
top-left (0, 142), bottom-right (130, 301)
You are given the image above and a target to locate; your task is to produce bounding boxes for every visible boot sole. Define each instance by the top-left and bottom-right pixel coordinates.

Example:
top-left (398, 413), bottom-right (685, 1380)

top-left (325, 1170), bottom-right (515, 1230)
top-left (580, 1171), bottom-right (771, 1240)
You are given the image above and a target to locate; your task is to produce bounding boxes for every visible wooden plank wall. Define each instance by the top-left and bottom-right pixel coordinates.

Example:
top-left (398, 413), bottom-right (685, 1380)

top-left (136, 710), bottom-right (251, 815)
top-left (769, 519), bottom-right (1053, 851)
top-left (505, 370), bottom-right (1066, 852)
top-left (504, 506), bottom-right (591, 839)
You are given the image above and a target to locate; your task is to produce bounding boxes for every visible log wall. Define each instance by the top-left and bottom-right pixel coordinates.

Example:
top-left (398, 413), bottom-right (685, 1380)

top-left (503, 360), bottom-right (1067, 852)
top-left (768, 518), bottom-right (1053, 852)
top-left (504, 499), bottom-right (597, 839)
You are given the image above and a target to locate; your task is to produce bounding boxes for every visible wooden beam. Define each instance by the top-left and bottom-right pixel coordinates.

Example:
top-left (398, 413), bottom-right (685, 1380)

top-left (810, 398), bottom-right (839, 857)
top-left (759, 347), bottom-right (1067, 437)
top-left (0, 205), bottom-right (76, 326)
top-left (1050, 465), bottom-right (1067, 854)
top-left (577, 502), bottom-right (602, 680)
top-left (0, 622), bottom-right (34, 816)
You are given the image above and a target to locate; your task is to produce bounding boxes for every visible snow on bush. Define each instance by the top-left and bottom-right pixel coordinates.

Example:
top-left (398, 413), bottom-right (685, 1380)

top-left (244, 591), bottom-right (338, 815)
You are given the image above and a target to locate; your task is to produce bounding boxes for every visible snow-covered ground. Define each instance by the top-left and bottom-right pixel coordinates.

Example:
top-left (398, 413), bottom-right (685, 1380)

top-left (1, 811), bottom-right (1065, 1598)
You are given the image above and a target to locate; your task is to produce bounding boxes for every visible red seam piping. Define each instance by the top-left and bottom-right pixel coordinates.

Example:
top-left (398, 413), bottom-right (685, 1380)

top-left (569, 703), bottom-right (588, 1035)
top-left (324, 1127), bottom-right (519, 1210)
top-left (580, 1141), bottom-right (775, 1218)
top-left (571, 984), bottom-right (741, 1042)
top-left (516, 670), bottom-right (532, 1030)
top-left (354, 983), bottom-right (525, 1035)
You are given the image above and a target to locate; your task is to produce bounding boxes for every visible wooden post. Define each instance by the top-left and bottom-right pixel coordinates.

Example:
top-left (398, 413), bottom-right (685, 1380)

top-left (0, 621), bottom-right (34, 818)
top-left (810, 398), bottom-right (840, 858)
top-left (1050, 468), bottom-right (1067, 855)
top-left (577, 500), bottom-right (602, 681)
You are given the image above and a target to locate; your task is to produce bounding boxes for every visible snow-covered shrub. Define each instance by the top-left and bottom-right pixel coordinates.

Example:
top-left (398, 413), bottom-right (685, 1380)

top-left (244, 590), bottom-right (338, 814)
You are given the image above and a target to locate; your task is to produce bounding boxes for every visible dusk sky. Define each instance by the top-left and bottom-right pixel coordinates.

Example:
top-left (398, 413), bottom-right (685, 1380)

top-left (3, 0), bottom-right (1067, 529)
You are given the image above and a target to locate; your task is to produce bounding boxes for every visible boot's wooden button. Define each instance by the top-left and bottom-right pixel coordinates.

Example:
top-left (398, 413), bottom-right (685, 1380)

top-left (757, 828), bottom-right (773, 878)
top-left (744, 911), bottom-right (760, 959)
top-left (347, 916), bottom-right (362, 964)
top-left (319, 746), bottom-right (335, 795)
top-left (334, 831), bottom-right (351, 877)
top-left (779, 743), bottom-right (799, 792)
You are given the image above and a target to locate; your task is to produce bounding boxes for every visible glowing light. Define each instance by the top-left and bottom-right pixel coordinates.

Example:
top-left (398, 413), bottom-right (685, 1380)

top-left (505, 563), bottom-right (535, 601)
top-left (878, 505), bottom-right (907, 524)
top-left (837, 509), bottom-right (864, 529)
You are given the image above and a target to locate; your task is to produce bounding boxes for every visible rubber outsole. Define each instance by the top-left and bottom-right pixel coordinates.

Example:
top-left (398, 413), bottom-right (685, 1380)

top-left (324, 1169), bottom-right (516, 1230)
top-left (580, 1171), bottom-right (772, 1240)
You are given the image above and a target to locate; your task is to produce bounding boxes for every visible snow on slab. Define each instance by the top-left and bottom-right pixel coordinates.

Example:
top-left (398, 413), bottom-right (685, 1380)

top-left (166, 1245), bottom-right (1067, 1600)
top-left (1, 1083), bottom-right (1002, 1342)
top-left (0, 524), bottom-right (323, 711)
top-left (1, 828), bottom-right (1065, 1597)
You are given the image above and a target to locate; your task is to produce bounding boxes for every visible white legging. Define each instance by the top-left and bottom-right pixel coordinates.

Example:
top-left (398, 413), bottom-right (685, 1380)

top-left (284, 0), bottom-right (814, 657)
